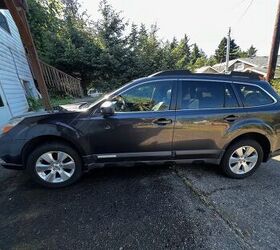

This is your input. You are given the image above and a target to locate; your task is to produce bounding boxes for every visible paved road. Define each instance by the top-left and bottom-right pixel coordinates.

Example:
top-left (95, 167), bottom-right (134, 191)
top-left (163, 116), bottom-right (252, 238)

top-left (1, 158), bottom-right (280, 249)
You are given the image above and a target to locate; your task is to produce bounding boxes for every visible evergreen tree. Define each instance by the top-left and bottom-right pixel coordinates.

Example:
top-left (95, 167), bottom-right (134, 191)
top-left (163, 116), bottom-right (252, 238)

top-left (247, 45), bottom-right (257, 58)
top-left (172, 34), bottom-right (191, 69)
top-left (27, 0), bottom-right (257, 93)
top-left (190, 43), bottom-right (204, 65)
top-left (214, 37), bottom-right (240, 63)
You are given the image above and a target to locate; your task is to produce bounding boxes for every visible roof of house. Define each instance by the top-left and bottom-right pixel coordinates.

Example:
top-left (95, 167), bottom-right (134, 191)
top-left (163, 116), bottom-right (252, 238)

top-left (196, 56), bottom-right (280, 78)
top-left (212, 58), bottom-right (257, 72)
top-left (195, 66), bottom-right (219, 73)
top-left (241, 56), bottom-right (280, 68)
top-left (212, 56), bottom-right (280, 72)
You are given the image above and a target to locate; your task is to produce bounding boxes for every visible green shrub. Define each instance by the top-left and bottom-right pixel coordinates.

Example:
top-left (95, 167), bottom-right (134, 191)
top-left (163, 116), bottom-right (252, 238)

top-left (271, 79), bottom-right (280, 95)
top-left (50, 96), bottom-right (74, 107)
top-left (27, 97), bottom-right (43, 111)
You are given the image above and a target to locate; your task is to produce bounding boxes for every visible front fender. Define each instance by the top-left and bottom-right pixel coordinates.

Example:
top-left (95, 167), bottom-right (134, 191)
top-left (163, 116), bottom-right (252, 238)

top-left (17, 122), bottom-right (89, 155)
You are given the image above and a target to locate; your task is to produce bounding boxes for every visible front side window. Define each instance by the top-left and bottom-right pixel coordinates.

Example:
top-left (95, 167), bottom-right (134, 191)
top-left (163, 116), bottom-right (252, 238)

top-left (0, 12), bottom-right (11, 34)
top-left (235, 84), bottom-right (274, 107)
top-left (111, 81), bottom-right (174, 112)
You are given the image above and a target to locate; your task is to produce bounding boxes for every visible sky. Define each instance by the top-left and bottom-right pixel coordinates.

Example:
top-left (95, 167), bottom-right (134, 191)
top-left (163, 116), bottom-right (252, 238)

top-left (80, 0), bottom-right (278, 57)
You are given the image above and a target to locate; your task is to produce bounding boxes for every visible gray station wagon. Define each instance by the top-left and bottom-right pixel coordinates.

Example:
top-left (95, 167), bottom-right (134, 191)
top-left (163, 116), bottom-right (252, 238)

top-left (0, 70), bottom-right (280, 188)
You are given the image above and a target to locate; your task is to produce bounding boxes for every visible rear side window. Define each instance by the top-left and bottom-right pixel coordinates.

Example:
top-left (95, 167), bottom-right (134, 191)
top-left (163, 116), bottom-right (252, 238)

top-left (235, 84), bottom-right (275, 107)
top-left (225, 85), bottom-right (239, 108)
top-left (180, 81), bottom-right (239, 109)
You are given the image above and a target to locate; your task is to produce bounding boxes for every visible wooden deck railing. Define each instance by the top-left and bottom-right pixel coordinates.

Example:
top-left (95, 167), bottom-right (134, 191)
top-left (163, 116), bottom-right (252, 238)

top-left (40, 61), bottom-right (83, 98)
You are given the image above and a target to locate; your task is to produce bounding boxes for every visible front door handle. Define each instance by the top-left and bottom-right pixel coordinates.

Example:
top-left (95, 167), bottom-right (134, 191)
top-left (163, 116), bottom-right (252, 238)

top-left (224, 115), bottom-right (238, 122)
top-left (153, 118), bottom-right (173, 126)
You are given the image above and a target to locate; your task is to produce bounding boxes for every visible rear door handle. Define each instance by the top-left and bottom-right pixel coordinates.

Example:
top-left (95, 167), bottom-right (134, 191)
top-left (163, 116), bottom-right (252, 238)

top-left (224, 115), bottom-right (238, 122)
top-left (153, 118), bottom-right (173, 126)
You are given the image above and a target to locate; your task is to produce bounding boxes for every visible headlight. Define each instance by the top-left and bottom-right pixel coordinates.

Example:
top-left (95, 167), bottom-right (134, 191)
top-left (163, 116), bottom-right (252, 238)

top-left (2, 117), bottom-right (25, 134)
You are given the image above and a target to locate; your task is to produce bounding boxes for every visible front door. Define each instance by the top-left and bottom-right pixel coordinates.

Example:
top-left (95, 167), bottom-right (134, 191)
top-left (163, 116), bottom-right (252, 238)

top-left (173, 79), bottom-right (241, 160)
top-left (87, 79), bottom-right (177, 162)
top-left (0, 84), bottom-right (11, 131)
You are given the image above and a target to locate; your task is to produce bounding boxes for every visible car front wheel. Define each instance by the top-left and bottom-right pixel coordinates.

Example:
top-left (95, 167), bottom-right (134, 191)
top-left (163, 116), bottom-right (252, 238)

top-left (221, 139), bottom-right (263, 179)
top-left (26, 142), bottom-right (83, 188)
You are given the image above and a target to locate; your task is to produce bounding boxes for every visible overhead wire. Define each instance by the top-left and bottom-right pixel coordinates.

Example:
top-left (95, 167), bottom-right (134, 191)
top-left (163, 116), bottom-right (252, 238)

top-left (233, 0), bottom-right (255, 26)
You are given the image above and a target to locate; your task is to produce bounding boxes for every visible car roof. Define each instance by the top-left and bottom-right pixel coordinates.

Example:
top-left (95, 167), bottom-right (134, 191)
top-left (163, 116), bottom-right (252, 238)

top-left (133, 70), bottom-right (268, 86)
top-left (128, 70), bottom-right (279, 101)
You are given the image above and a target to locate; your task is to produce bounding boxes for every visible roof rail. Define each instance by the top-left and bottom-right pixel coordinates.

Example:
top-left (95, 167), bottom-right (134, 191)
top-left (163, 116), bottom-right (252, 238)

top-left (149, 70), bottom-right (261, 80)
top-left (149, 70), bottom-right (192, 77)
top-left (229, 71), bottom-right (261, 80)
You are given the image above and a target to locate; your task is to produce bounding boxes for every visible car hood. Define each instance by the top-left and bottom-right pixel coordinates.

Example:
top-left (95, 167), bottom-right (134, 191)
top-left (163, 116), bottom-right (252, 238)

top-left (59, 102), bottom-right (89, 112)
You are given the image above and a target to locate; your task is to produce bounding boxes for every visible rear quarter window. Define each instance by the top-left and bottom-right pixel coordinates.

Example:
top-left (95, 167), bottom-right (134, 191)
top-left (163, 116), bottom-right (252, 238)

top-left (235, 84), bottom-right (275, 107)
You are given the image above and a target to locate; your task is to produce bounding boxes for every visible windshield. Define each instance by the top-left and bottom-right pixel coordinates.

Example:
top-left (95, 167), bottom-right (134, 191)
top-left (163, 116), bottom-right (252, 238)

top-left (86, 81), bottom-right (134, 110)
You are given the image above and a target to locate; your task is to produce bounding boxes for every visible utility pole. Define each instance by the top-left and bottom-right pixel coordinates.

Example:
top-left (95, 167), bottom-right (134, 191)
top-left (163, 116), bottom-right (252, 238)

top-left (225, 27), bottom-right (231, 73)
top-left (267, 0), bottom-right (280, 82)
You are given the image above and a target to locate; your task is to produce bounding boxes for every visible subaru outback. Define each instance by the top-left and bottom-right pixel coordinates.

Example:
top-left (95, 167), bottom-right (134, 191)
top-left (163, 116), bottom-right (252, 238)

top-left (0, 70), bottom-right (280, 188)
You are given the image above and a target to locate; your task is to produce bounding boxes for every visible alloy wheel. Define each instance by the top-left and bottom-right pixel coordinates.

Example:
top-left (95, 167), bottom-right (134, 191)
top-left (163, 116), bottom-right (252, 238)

top-left (35, 151), bottom-right (76, 183)
top-left (229, 146), bottom-right (258, 174)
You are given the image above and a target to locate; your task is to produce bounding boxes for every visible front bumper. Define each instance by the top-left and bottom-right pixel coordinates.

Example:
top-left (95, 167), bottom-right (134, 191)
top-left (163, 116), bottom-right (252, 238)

top-left (0, 133), bottom-right (27, 169)
top-left (0, 158), bottom-right (24, 170)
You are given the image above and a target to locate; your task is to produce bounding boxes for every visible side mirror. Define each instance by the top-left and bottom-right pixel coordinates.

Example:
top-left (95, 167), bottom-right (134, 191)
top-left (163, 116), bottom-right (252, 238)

top-left (100, 101), bottom-right (115, 117)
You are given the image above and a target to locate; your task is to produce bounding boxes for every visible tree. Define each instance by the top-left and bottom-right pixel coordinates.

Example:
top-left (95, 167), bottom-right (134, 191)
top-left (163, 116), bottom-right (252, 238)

top-left (27, 0), bottom-right (63, 63)
top-left (214, 37), bottom-right (240, 63)
top-left (190, 43), bottom-right (205, 65)
top-left (247, 45), bottom-right (257, 58)
top-left (171, 34), bottom-right (191, 69)
top-left (207, 56), bottom-right (217, 66)
top-left (27, 0), bottom-right (258, 94)
top-left (58, 0), bottom-right (102, 93)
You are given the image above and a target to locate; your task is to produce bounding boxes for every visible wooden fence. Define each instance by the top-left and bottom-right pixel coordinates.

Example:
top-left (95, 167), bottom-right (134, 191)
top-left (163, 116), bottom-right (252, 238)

top-left (40, 61), bottom-right (83, 98)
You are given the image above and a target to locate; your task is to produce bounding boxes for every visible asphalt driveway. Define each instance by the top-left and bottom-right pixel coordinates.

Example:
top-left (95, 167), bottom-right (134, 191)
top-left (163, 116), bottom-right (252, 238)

top-left (1, 157), bottom-right (280, 249)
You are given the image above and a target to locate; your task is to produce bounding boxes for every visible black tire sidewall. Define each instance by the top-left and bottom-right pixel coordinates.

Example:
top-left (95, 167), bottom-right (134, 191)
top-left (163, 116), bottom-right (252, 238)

top-left (26, 143), bottom-right (83, 188)
top-left (221, 139), bottom-right (263, 179)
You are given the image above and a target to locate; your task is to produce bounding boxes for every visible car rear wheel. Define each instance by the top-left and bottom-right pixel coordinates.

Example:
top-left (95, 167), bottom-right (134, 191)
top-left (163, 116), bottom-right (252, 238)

top-left (221, 139), bottom-right (263, 179)
top-left (26, 143), bottom-right (83, 188)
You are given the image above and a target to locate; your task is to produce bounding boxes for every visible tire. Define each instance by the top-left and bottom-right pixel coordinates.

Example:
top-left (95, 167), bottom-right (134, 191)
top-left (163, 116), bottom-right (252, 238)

top-left (26, 142), bottom-right (83, 188)
top-left (221, 139), bottom-right (263, 179)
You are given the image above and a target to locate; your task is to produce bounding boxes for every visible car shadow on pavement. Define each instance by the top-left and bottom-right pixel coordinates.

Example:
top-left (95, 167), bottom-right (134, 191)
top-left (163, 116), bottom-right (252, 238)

top-left (1, 159), bottom-right (280, 249)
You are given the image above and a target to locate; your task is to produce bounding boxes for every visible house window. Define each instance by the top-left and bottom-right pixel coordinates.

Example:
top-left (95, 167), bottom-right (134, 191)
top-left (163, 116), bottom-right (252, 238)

top-left (21, 80), bottom-right (33, 97)
top-left (0, 12), bottom-right (11, 34)
top-left (234, 62), bottom-right (244, 71)
top-left (0, 95), bottom-right (4, 107)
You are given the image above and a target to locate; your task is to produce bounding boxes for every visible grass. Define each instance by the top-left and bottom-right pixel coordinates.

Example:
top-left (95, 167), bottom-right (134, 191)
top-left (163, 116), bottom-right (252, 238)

top-left (271, 79), bottom-right (280, 94)
top-left (50, 96), bottom-right (75, 107)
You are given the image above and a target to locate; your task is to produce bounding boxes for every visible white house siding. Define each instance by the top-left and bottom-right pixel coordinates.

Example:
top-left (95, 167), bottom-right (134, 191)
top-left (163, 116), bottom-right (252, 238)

top-left (0, 9), bottom-right (37, 118)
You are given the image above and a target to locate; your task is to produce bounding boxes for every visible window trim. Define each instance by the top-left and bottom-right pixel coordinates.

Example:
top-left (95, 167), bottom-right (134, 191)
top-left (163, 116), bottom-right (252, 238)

top-left (177, 79), bottom-right (239, 111)
top-left (224, 83), bottom-right (241, 108)
top-left (232, 81), bottom-right (278, 108)
top-left (110, 79), bottom-right (178, 114)
top-left (94, 78), bottom-right (278, 114)
top-left (176, 79), bottom-right (277, 111)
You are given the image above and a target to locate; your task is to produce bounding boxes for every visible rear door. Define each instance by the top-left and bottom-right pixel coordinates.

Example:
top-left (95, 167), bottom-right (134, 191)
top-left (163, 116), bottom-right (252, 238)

top-left (173, 79), bottom-right (241, 161)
